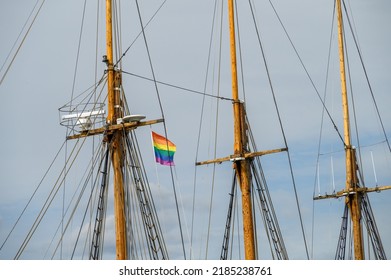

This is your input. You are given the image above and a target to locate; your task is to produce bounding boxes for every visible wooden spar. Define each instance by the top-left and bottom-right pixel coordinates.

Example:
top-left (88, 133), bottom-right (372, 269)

top-left (106, 0), bottom-right (127, 260)
top-left (66, 119), bottom-right (164, 140)
top-left (336, 0), bottom-right (363, 260)
top-left (314, 185), bottom-right (391, 200)
top-left (196, 148), bottom-right (287, 166)
top-left (228, 0), bottom-right (255, 260)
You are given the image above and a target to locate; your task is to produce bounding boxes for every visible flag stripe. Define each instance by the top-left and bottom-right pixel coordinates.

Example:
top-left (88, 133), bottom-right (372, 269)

top-left (153, 142), bottom-right (176, 152)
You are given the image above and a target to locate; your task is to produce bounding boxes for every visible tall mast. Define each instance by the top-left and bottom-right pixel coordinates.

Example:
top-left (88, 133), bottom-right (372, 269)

top-left (228, 0), bottom-right (255, 260)
top-left (106, 0), bottom-right (127, 260)
top-left (315, 0), bottom-right (390, 260)
top-left (336, 0), bottom-right (363, 260)
top-left (196, 0), bottom-right (287, 259)
top-left (63, 0), bottom-right (164, 260)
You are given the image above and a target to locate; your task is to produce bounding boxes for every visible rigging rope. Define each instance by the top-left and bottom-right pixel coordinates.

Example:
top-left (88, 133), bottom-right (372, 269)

top-left (205, 0), bottom-right (225, 260)
top-left (114, 0), bottom-right (168, 68)
top-left (89, 145), bottom-right (109, 260)
top-left (344, 29), bottom-right (366, 182)
top-left (88, 0), bottom-right (102, 260)
top-left (124, 131), bottom-right (169, 259)
top-left (267, 0), bottom-right (345, 147)
top-left (361, 194), bottom-right (387, 260)
top-left (0, 0), bottom-right (40, 75)
top-left (314, 1), bottom-right (389, 260)
top-left (335, 204), bottom-right (349, 260)
top-left (247, 118), bottom-right (289, 260)
top-left (0, 139), bottom-right (66, 252)
top-left (59, 74), bottom-right (107, 111)
top-left (190, 0), bottom-right (219, 260)
top-left (121, 70), bottom-right (233, 101)
top-left (14, 136), bottom-right (89, 259)
top-left (234, 0), bottom-right (247, 102)
top-left (341, 0), bottom-right (391, 154)
top-left (0, 0), bottom-right (46, 86)
top-left (61, 0), bottom-right (88, 258)
top-left (220, 172), bottom-right (237, 260)
top-left (51, 141), bottom-right (106, 259)
top-left (69, 0), bottom-right (88, 104)
top-left (134, 0), bottom-right (186, 259)
top-left (249, 0), bottom-right (310, 259)
top-left (313, 0), bottom-right (336, 193)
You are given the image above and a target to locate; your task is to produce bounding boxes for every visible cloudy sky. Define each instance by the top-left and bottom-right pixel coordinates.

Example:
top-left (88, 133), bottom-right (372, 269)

top-left (0, 0), bottom-right (390, 260)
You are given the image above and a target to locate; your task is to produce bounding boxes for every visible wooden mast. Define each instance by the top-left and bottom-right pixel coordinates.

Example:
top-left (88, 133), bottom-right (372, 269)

top-left (106, 0), bottom-right (127, 260)
top-left (64, 0), bottom-right (163, 259)
top-left (196, 0), bottom-right (286, 259)
top-left (228, 0), bottom-right (255, 260)
top-left (336, 0), bottom-right (364, 260)
top-left (314, 0), bottom-right (390, 260)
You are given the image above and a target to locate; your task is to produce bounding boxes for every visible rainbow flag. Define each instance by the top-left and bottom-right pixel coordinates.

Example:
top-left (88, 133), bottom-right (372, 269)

top-left (152, 131), bottom-right (176, 166)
